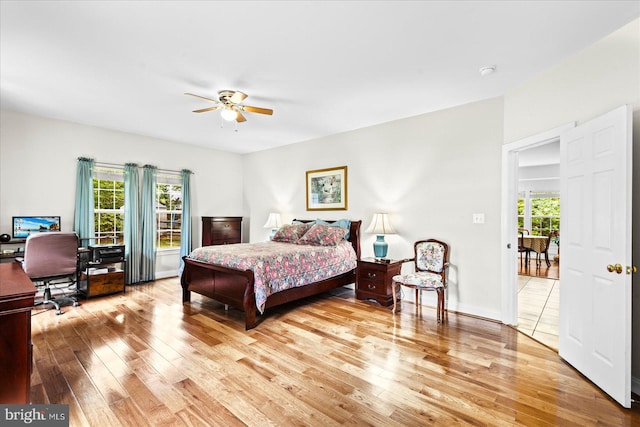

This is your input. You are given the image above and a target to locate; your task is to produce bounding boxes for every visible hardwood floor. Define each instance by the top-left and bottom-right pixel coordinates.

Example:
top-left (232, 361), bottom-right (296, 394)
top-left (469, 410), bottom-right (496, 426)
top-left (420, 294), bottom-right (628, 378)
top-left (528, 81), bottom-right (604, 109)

top-left (518, 255), bottom-right (559, 280)
top-left (29, 278), bottom-right (639, 426)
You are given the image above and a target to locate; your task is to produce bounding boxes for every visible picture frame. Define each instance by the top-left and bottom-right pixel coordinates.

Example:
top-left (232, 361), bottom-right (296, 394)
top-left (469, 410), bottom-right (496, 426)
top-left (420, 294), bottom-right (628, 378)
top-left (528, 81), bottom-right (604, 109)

top-left (306, 166), bottom-right (348, 211)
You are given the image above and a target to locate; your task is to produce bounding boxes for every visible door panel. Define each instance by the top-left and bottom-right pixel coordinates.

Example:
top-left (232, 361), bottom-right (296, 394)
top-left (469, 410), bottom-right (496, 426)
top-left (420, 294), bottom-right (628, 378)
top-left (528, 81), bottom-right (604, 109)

top-left (559, 104), bottom-right (632, 408)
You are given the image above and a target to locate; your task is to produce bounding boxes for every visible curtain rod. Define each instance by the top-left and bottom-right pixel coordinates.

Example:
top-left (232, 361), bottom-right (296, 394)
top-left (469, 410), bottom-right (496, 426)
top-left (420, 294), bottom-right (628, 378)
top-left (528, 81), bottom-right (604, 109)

top-left (93, 161), bottom-right (193, 175)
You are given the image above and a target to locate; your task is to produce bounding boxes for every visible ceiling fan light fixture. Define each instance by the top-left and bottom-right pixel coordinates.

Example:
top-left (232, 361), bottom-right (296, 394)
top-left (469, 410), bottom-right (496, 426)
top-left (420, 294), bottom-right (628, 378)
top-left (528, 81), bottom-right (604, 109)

top-left (221, 107), bottom-right (238, 121)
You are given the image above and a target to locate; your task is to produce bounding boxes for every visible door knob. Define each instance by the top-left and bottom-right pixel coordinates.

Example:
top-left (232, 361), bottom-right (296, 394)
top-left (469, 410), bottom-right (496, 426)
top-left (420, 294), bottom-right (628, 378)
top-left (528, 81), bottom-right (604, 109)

top-left (627, 265), bottom-right (638, 275)
top-left (606, 264), bottom-right (623, 274)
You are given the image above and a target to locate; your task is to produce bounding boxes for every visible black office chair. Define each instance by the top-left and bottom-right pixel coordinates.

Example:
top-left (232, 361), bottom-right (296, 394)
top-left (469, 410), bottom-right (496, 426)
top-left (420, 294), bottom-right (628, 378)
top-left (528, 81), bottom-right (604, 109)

top-left (19, 232), bottom-right (80, 314)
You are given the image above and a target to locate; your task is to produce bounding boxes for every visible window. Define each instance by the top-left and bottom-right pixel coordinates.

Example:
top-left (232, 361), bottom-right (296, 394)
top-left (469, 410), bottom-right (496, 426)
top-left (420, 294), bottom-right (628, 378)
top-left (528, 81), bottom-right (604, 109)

top-left (156, 179), bottom-right (182, 250)
top-left (530, 194), bottom-right (560, 236)
top-left (517, 196), bottom-right (525, 230)
top-left (92, 167), bottom-right (183, 250)
top-left (93, 168), bottom-right (125, 245)
top-left (518, 191), bottom-right (560, 237)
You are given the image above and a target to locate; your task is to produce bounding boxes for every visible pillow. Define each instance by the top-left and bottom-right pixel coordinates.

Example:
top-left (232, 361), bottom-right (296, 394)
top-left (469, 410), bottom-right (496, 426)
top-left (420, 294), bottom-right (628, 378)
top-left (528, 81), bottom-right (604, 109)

top-left (272, 223), bottom-right (312, 243)
top-left (297, 224), bottom-right (348, 246)
top-left (315, 219), bottom-right (351, 239)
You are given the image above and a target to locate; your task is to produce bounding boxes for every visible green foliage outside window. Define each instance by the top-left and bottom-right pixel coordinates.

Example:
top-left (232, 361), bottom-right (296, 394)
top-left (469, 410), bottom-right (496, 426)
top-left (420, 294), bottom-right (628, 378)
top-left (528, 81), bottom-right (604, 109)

top-left (530, 197), bottom-right (560, 237)
top-left (93, 178), bottom-right (124, 245)
top-left (517, 195), bottom-right (560, 238)
top-left (93, 174), bottom-right (182, 249)
top-left (156, 183), bottom-right (182, 249)
top-left (517, 198), bottom-right (525, 229)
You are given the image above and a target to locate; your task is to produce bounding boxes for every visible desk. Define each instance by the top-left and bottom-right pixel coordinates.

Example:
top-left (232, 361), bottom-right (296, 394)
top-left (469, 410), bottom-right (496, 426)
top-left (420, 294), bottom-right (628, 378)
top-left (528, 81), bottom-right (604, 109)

top-left (0, 263), bottom-right (36, 403)
top-left (519, 235), bottom-right (550, 267)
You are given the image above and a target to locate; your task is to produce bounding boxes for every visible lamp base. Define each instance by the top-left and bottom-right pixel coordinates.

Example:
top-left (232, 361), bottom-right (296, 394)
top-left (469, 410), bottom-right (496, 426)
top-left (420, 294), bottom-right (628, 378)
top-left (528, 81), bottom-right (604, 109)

top-left (373, 235), bottom-right (388, 258)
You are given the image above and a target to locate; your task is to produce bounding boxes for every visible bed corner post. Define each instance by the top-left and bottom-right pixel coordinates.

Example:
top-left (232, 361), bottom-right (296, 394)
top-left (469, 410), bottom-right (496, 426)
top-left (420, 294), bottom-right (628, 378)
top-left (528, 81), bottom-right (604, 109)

top-left (244, 270), bottom-right (257, 330)
top-left (180, 257), bottom-right (191, 302)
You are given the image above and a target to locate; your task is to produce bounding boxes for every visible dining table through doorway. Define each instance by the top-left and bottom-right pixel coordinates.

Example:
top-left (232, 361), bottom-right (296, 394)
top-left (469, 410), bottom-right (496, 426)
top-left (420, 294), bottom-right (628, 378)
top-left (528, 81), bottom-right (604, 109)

top-left (519, 235), bottom-right (551, 268)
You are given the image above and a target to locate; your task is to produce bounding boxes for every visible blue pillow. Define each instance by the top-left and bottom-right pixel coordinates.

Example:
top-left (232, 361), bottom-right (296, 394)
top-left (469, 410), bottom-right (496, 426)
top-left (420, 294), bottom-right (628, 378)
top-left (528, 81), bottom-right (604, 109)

top-left (315, 219), bottom-right (351, 239)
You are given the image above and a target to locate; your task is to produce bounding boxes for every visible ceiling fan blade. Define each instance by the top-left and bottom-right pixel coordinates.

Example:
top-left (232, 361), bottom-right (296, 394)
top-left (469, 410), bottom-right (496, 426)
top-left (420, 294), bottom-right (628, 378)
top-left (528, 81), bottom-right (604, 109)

top-left (236, 111), bottom-right (247, 122)
top-left (192, 106), bottom-right (221, 113)
top-left (184, 92), bottom-right (220, 103)
top-left (241, 105), bottom-right (273, 115)
top-left (229, 91), bottom-right (248, 104)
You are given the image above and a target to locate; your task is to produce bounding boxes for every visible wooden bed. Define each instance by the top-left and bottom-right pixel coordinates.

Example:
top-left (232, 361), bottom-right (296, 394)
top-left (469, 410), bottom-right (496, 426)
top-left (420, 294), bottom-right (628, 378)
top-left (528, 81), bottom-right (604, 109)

top-left (180, 219), bottom-right (361, 329)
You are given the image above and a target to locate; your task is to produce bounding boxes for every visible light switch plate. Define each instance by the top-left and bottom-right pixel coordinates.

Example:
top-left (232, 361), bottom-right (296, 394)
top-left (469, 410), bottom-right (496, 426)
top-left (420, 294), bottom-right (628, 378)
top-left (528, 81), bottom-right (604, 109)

top-left (473, 213), bottom-right (485, 224)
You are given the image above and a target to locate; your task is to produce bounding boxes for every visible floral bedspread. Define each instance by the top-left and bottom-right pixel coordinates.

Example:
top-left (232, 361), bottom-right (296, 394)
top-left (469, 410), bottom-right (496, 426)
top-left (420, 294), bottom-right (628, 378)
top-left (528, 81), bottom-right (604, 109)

top-left (185, 240), bottom-right (357, 313)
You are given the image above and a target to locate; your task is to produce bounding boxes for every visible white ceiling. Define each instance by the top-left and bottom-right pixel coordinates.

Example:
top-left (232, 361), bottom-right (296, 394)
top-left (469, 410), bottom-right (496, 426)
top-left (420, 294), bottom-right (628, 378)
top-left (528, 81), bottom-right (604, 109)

top-left (1, 1), bottom-right (638, 154)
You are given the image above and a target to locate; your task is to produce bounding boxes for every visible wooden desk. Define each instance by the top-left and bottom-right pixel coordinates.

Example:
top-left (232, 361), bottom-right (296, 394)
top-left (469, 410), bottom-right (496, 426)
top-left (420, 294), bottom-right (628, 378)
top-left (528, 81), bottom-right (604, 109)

top-left (0, 262), bottom-right (36, 403)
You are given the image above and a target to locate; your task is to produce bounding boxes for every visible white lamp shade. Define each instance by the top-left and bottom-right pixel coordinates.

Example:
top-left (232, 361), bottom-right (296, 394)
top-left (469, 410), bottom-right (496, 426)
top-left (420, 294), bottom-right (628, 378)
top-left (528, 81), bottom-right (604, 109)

top-left (365, 213), bottom-right (396, 235)
top-left (221, 107), bottom-right (238, 121)
top-left (263, 213), bottom-right (282, 229)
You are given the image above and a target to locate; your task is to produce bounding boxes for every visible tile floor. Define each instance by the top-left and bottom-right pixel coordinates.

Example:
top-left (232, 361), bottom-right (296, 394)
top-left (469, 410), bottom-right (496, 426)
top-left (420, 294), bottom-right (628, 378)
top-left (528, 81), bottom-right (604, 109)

top-left (517, 275), bottom-right (559, 350)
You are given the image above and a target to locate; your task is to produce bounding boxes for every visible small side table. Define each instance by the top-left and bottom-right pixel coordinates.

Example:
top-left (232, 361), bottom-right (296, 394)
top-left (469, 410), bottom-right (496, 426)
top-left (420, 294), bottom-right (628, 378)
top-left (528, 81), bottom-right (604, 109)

top-left (355, 257), bottom-right (403, 306)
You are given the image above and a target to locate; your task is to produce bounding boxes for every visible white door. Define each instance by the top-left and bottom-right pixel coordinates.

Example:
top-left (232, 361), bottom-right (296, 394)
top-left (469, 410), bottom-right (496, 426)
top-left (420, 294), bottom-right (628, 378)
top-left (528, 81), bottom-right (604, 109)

top-left (559, 105), bottom-right (633, 408)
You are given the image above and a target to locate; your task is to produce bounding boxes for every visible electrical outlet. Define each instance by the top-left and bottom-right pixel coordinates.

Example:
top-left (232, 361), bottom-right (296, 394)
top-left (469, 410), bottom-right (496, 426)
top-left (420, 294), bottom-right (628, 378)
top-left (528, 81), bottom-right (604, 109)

top-left (472, 213), bottom-right (485, 224)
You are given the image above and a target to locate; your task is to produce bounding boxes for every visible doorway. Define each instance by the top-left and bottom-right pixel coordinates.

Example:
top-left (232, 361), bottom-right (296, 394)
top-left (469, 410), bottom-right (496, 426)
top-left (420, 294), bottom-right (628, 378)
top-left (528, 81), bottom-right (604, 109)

top-left (500, 123), bottom-right (574, 331)
top-left (515, 140), bottom-right (561, 350)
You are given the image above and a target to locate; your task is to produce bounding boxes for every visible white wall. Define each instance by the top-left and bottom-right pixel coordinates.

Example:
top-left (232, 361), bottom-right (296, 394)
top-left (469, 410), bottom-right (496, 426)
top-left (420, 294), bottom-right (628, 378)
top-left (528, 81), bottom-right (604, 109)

top-left (244, 96), bottom-right (505, 320)
top-left (0, 110), bottom-right (244, 277)
top-left (504, 18), bottom-right (640, 391)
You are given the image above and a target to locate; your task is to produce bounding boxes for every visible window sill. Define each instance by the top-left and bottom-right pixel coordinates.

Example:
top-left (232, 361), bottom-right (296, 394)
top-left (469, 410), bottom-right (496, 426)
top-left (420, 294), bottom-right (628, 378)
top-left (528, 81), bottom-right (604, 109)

top-left (157, 247), bottom-right (180, 253)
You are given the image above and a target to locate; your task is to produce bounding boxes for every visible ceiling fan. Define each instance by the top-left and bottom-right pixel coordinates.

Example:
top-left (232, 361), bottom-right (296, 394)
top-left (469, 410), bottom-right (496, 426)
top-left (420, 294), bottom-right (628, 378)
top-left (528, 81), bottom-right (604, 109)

top-left (185, 90), bottom-right (273, 123)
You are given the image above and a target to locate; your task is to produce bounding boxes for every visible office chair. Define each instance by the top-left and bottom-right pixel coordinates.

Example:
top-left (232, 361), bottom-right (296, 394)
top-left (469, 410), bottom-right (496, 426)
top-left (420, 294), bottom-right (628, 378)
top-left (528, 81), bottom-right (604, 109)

top-left (19, 232), bottom-right (80, 315)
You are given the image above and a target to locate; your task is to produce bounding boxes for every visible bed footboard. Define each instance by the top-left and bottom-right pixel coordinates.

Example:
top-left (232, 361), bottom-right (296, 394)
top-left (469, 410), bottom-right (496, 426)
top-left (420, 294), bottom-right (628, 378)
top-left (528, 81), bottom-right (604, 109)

top-left (181, 257), bottom-right (258, 329)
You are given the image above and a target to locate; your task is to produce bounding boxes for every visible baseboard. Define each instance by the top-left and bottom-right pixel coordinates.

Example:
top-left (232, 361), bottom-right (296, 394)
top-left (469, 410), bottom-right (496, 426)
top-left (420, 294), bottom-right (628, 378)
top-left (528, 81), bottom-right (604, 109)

top-left (404, 290), bottom-right (501, 322)
top-left (449, 302), bottom-right (502, 322)
top-left (632, 375), bottom-right (640, 396)
top-left (155, 271), bottom-right (178, 280)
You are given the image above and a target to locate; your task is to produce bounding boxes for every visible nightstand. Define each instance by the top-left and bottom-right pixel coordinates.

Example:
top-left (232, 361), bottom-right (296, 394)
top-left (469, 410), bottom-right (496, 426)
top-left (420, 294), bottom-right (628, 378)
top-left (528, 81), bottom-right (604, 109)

top-left (355, 257), bottom-right (403, 306)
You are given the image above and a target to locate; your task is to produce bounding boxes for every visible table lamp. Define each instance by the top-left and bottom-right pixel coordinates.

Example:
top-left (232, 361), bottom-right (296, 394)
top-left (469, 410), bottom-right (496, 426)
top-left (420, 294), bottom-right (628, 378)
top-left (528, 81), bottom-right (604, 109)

top-left (365, 213), bottom-right (396, 259)
top-left (263, 213), bottom-right (282, 240)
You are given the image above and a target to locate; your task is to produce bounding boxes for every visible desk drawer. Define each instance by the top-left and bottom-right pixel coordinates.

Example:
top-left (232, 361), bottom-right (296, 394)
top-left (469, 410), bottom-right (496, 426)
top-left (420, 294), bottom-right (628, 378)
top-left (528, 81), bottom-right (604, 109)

top-left (79, 271), bottom-right (125, 297)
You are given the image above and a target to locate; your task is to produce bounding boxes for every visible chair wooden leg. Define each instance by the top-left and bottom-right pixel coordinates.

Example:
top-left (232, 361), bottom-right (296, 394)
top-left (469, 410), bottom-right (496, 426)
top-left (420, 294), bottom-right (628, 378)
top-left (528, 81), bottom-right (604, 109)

top-left (392, 281), bottom-right (398, 314)
top-left (443, 288), bottom-right (447, 322)
top-left (436, 289), bottom-right (445, 323)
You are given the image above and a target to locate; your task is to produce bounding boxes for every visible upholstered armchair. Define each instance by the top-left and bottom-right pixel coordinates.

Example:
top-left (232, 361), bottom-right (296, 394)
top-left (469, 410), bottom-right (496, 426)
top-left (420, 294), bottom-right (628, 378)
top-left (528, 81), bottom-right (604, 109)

top-left (392, 239), bottom-right (450, 322)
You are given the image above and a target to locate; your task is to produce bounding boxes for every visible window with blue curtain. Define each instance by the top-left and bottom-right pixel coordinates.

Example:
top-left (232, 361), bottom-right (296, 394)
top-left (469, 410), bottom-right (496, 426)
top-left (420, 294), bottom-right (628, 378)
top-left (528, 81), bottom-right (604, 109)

top-left (179, 169), bottom-right (192, 270)
top-left (74, 157), bottom-right (95, 243)
top-left (124, 163), bottom-right (141, 284)
top-left (141, 165), bottom-right (157, 282)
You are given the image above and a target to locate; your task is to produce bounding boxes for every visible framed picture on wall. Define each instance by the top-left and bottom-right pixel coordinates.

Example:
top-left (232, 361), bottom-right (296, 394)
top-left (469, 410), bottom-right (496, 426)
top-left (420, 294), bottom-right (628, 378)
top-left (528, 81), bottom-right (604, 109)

top-left (306, 166), bottom-right (348, 211)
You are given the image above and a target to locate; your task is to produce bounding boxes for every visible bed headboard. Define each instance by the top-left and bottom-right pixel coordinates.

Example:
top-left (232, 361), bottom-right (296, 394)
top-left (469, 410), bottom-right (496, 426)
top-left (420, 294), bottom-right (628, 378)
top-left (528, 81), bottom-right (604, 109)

top-left (293, 219), bottom-right (361, 260)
